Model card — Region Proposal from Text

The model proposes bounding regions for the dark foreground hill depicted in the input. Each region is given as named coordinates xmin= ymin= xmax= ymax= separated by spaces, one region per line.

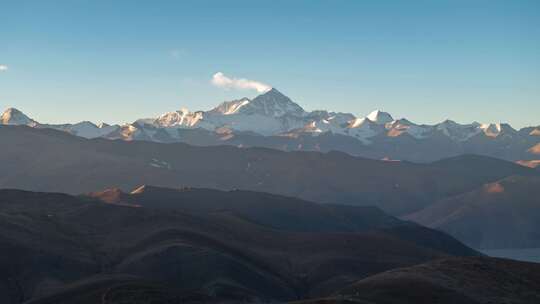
xmin=294 ymin=257 xmax=540 ymax=304
xmin=88 ymin=185 xmax=477 ymax=257
xmin=1 ymin=125 xmax=537 ymax=216
xmin=88 ymin=185 xmax=406 ymax=233
xmin=406 ymin=175 xmax=540 ymax=249
xmin=0 ymin=188 xmax=478 ymax=303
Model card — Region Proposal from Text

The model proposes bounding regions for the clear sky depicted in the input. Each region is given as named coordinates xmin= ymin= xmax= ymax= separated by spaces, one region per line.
xmin=1 ymin=0 xmax=539 ymax=128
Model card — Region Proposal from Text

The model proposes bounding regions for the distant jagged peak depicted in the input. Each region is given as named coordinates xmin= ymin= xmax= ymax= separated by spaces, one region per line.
xmin=480 ymin=123 xmax=516 ymax=137
xmin=1 ymin=107 xmax=37 ymax=126
xmin=436 ymin=119 xmax=482 ymax=131
xmin=366 ymin=110 xmax=394 ymax=124
xmin=73 ymin=120 xmax=98 ymax=128
xmin=210 ymin=97 xmax=251 ymax=115
xmin=239 ymin=88 xmax=306 ymax=117
xmin=440 ymin=119 xmax=459 ymax=125
xmin=154 ymin=107 xmax=203 ymax=127
xmin=306 ymin=111 xmax=355 ymax=124
xmin=387 ymin=118 xmax=416 ymax=128
xmin=435 ymin=120 xmax=482 ymax=141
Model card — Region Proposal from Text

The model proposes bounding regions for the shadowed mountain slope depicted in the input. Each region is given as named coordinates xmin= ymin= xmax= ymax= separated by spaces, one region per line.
xmin=88 ymin=185 xmax=478 ymax=257
xmin=405 ymin=175 xmax=540 ymax=249
xmin=0 ymin=188 xmax=479 ymax=303
xmin=1 ymin=125 xmax=537 ymax=215
xmin=293 ymin=257 xmax=540 ymax=304
xmin=88 ymin=185 xmax=404 ymax=233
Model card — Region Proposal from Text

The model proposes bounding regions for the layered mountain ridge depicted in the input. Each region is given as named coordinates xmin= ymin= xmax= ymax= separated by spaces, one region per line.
xmin=405 ymin=175 xmax=540 ymax=249
xmin=1 ymin=124 xmax=538 ymax=217
xmin=2 ymin=88 xmax=539 ymax=162
xmin=0 ymin=187 xmax=479 ymax=303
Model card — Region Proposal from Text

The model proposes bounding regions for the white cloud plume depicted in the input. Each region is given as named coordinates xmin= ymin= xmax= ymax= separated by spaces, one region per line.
xmin=211 ymin=72 xmax=271 ymax=93
xmin=0 ymin=65 xmax=8 ymax=72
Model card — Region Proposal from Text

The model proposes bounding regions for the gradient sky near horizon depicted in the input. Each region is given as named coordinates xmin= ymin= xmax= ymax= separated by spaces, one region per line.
xmin=1 ymin=0 xmax=539 ymax=128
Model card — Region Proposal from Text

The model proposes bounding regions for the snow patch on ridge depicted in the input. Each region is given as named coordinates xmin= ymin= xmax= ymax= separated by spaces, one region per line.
xmin=1 ymin=108 xmax=37 ymax=126
xmin=367 ymin=110 xmax=394 ymax=124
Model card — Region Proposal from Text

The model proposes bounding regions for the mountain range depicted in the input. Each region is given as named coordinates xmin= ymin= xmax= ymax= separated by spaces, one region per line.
xmin=3 ymin=88 xmax=540 ymax=163
xmin=1 ymin=124 xmax=540 ymax=250
xmin=1 ymin=114 xmax=540 ymax=302
xmin=2 ymin=124 xmax=538 ymax=217
xmin=3 ymin=186 xmax=540 ymax=304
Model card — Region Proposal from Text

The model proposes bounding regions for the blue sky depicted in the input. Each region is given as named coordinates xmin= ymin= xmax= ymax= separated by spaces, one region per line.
xmin=1 ymin=0 xmax=539 ymax=128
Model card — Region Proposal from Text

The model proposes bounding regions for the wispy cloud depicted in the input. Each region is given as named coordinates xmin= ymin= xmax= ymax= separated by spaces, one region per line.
xmin=0 ymin=65 xmax=8 ymax=72
xmin=211 ymin=72 xmax=271 ymax=93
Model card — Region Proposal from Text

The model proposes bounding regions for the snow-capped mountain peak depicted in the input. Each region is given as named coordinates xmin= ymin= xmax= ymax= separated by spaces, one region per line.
xmin=1 ymin=89 xmax=535 ymax=161
xmin=0 ymin=108 xmax=37 ymax=126
xmin=0 ymin=108 xmax=121 ymax=139
xmin=154 ymin=108 xmax=203 ymax=128
xmin=210 ymin=98 xmax=250 ymax=115
xmin=435 ymin=120 xmax=482 ymax=141
xmin=366 ymin=110 xmax=394 ymax=124
xmin=348 ymin=117 xmax=368 ymax=128
xmin=239 ymin=88 xmax=305 ymax=117
xmin=480 ymin=123 xmax=516 ymax=138
xmin=66 ymin=121 xmax=119 ymax=138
